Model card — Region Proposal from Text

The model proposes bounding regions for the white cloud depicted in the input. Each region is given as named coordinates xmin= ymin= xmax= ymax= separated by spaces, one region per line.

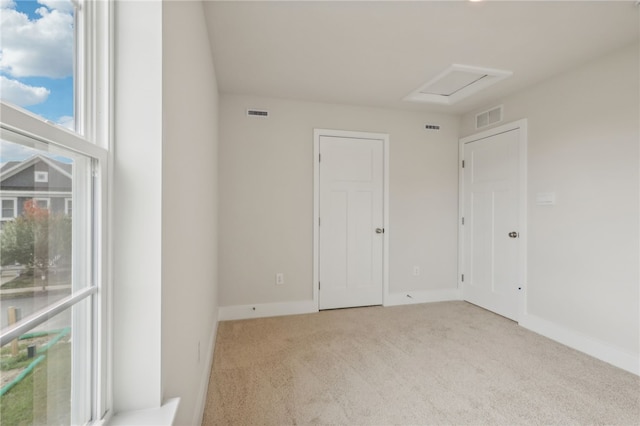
xmin=57 ymin=115 xmax=75 ymax=130
xmin=38 ymin=0 xmax=75 ymax=13
xmin=0 ymin=75 xmax=50 ymax=106
xmin=0 ymin=0 xmax=16 ymax=10
xmin=0 ymin=1 xmax=74 ymax=78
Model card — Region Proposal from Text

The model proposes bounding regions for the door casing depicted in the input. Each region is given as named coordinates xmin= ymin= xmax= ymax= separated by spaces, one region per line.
xmin=458 ymin=119 xmax=528 ymax=321
xmin=313 ymin=129 xmax=390 ymax=310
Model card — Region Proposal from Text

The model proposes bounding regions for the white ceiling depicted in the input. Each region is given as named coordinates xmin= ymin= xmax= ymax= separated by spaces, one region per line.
xmin=204 ymin=1 xmax=639 ymax=115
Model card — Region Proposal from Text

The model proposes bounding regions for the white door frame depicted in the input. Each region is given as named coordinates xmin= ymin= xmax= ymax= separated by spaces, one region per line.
xmin=313 ymin=129 xmax=390 ymax=310
xmin=458 ymin=119 xmax=528 ymax=321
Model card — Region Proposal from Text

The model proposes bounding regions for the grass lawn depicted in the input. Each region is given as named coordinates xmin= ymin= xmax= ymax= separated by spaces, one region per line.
xmin=0 ymin=339 xmax=71 ymax=425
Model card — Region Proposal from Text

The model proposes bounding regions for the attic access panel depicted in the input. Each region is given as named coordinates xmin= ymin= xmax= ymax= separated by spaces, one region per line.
xmin=404 ymin=64 xmax=512 ymax=105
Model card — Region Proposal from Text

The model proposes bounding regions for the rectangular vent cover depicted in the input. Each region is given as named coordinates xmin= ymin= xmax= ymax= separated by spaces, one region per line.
xmin=475 ymin=105 xmax=503 ymax=129
xmin=247 ymin=109 xmax=269 ymax=118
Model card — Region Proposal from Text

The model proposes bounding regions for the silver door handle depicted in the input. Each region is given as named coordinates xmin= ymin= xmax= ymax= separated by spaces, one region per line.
xmin=375 ymin=228 xmax=384 ymax=234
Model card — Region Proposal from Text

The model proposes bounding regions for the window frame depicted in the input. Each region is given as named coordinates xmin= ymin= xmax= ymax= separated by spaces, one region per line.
xmin=66 ymin=197 xmax=73 ymax=216
xmin=33 ymin=196 xmax=50 ymax=210
xmin=0 ymin=0 xmax=112 ymax=423
xmin=0 ymin=197 xmax=18 ymax=220
xmin=34 ymin=171 xmax=49 ymax=182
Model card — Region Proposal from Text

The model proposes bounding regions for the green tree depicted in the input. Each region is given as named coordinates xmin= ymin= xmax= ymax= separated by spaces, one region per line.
xmin=1 ymin=200 xmax=72 ymax=289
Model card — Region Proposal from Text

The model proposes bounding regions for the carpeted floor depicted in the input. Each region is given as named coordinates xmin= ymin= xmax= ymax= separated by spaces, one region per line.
xmin=202 ymin=301 xmax=639 ymax=425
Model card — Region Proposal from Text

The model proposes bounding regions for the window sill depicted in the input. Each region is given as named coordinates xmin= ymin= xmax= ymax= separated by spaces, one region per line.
xmin=108 ymin=398 xmax=180 ymax=426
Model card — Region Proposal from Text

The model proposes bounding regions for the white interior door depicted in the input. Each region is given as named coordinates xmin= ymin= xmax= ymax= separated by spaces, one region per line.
xmin=319 ymin=135 xmax=384 ymax=310
xmin=462 ymin=128 xmax=521 ymax=320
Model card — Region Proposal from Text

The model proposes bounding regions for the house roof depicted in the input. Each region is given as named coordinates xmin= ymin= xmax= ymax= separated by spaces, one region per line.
xmin=204 ymin=1 xmax=639 ymax=114
xmin=0 ymin=161 xmax=20 ymax=174
xmin=0 ymin=154 xmax=72 ymax=183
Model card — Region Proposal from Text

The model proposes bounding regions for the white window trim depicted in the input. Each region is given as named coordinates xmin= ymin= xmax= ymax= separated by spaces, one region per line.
xmin=1 ymin=197 xmax=18 ymax=220
xmin=1 ymin=190 xmax=71 ymax=198
xmin=35 ymin=170 xmax=49 ymax=182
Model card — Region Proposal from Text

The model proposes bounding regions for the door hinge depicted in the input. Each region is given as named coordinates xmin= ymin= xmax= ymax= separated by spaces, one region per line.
xmin=319 ymin=281 xmax=321 ymax=290
xmin=461 ymin=217 xmax=465 ymax=225
xmin=319 ymin=153 xmax=321 ymax=162
xmin=461 ymin=274 xmax=465 ymax=282
xmin=462 ymin=160 xmax=465 ymax=168
xmin=319 ymin=217 xmax=321 ymax=226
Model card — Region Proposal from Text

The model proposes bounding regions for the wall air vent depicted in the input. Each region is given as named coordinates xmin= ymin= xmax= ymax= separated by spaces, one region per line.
xmin=475 ymin=105 xmax=503 ymax=129
xmin=246 ymin=109 xmax=269 ymax=118
xmin=404 ymin=64 xmax=512 ymax=106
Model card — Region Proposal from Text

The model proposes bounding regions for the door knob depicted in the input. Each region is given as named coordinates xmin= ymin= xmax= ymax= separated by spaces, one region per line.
xmin=508 ymin=231 xmax=519 ymax=238
xmin=375 ymin=228 xmax=384 ymax=234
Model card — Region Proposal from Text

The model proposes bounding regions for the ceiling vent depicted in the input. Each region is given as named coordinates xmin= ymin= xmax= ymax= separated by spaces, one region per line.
xmin=404 ymin=64 xmax=512 ymax=105
xmin=475 ymin=105 xmax=503 ymax=129
xmin=246 ymin=108 xmax=269 ymax=118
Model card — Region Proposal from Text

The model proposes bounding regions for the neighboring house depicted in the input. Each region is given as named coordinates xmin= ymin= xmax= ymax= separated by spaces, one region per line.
xmin=0 ymin=154 xmax=72 ymax=225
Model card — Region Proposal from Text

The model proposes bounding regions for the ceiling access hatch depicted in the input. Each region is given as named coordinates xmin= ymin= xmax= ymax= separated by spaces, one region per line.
xmin=404 ymin=64 xmax=512 ymax=105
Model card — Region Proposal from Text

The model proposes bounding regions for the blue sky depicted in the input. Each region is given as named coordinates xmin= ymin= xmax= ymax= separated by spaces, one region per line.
xmin=0 ymin=0 xmax=75 ymax=162
xmin=14 ymin=0 xmax=45 ymax=18
xmin=16 ymin=75 xmax=74 ymax=122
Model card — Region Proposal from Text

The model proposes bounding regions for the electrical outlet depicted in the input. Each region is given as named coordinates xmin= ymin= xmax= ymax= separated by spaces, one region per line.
xmin=276 ymin=273 xmax=284 ymax=285
xmin=413 ymin=266 xmax=420 ymax=276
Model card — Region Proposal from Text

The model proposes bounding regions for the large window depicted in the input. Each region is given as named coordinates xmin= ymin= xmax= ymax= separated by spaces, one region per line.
xmin=0 ymin=0 xmax=110 ymax=424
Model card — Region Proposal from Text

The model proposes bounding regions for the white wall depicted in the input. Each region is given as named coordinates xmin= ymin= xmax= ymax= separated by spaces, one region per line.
xmin=161 ymin=1 xmax=219 ymax=425
xmin=113 ymin=1 xmax=220 ymax=422
xmin=461 ymin=43 xmax=640 ymax=362
xmin=219 ymin=95 xmax=460 ymax=311
xmin=113 ymin=0 xmax=163 ymax=413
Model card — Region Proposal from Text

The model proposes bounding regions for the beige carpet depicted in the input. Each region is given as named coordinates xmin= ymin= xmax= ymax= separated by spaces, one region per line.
xmin=202 ymin=301 xmax=639 ymax=425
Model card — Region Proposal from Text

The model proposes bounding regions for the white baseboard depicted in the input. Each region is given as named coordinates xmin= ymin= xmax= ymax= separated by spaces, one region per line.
xmin=519 ymin=313 xmax=639 ymax=376
xmin=218 ymin=300 xmax=318 ymax=321
xmin=385 ymin=288 xmax=461 ymax=306
xmin=219 ymin=291 xmax=462 ymax=320
xmin=192 ymin=317 xmax=219 ymax=426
